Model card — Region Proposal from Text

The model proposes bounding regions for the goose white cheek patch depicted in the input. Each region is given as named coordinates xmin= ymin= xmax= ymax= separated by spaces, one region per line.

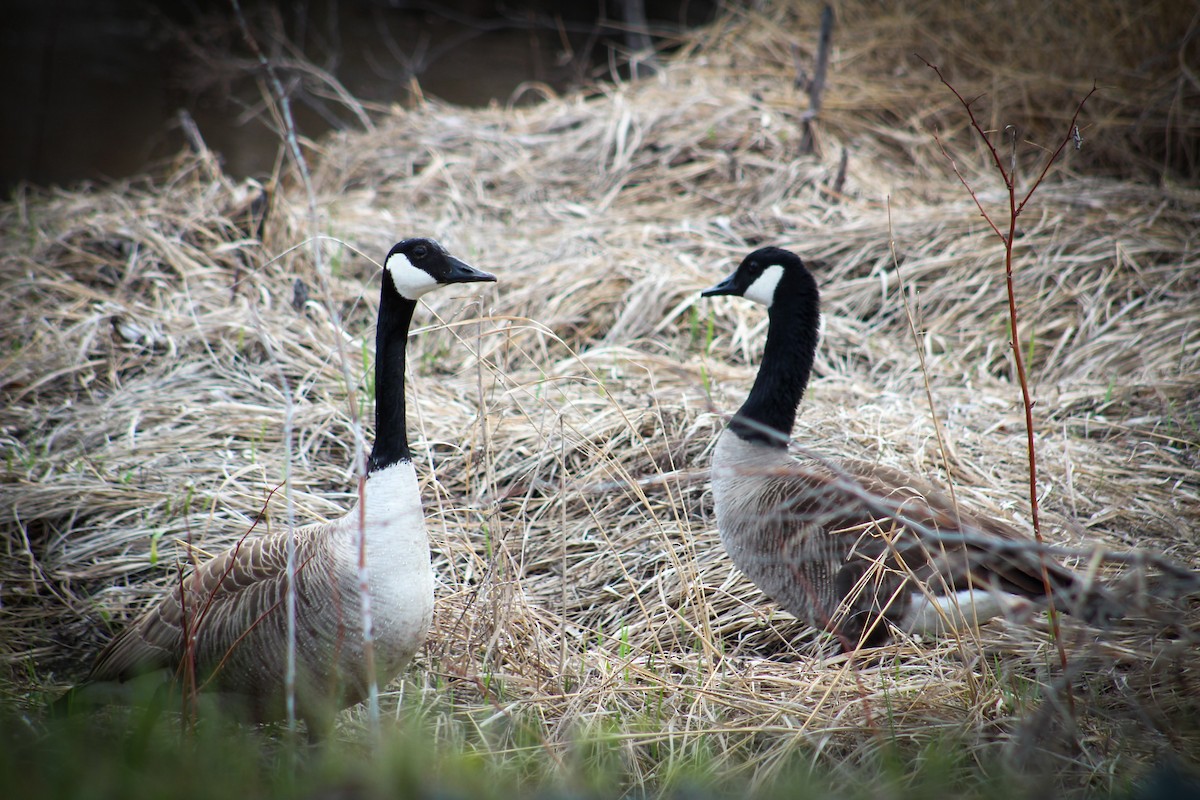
xmin=744 ymin=264 xmax=784 ymax=306
xmin=385 ymin=252 xmax=440 ymax=299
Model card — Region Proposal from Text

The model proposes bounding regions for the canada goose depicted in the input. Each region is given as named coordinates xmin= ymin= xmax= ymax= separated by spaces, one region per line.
xmin=702 ymin=246 xmax=1118 ymax=648
xmin=61 ymin=238 xmax=495 ymax=732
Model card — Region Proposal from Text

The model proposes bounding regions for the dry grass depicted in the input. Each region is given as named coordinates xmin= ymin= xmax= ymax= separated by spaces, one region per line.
xmin=3 ymin=1 xmax=1198 ymax=794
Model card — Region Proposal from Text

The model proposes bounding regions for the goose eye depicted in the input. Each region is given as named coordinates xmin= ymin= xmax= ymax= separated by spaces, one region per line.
xmin=412 ymin=244 xmax=428 ymax=259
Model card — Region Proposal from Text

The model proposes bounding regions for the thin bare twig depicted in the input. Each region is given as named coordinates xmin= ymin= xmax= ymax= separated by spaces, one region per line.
xmin=617 ymin=0 xmax=661 ymax=78
xmin=229 ymin=0 xmax=377 ymax=739
xmin=799 ymin=4 xmax=834 ymax=154
xmin=919 ymin=53 xmax=1097 ymax=720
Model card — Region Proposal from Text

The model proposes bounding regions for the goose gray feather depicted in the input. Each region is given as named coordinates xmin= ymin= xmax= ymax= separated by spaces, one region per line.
xmin=84 ymin=465 xmax=430 ymax=727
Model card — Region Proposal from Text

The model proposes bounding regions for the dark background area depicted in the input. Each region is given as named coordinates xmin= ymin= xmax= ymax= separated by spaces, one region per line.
xmin=1 ymin=0 xmax=718 ymax=194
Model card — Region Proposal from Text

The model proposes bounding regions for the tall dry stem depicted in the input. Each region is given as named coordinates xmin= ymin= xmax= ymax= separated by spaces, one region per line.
xmin=229 ymin=0 xmax=378 ymax=738
xmin=919 ymin=54 xmax=1097 ymax=716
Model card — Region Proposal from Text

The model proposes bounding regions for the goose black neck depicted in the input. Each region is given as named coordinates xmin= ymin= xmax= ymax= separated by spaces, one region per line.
xmin=367 ymin=272 xmax=417 ymax=472
xmin=731 ymin=283 xmax=820 ymax=448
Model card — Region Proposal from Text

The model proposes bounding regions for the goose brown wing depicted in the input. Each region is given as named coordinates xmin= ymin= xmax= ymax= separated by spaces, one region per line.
xmin=825 ymin=459 xmax=1118 ymax=622
xmin=86 ymin=522 xmax=331 ymax=683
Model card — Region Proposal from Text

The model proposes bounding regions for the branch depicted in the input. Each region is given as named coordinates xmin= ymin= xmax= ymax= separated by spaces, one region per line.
xmin=929 ymin=128 xmax=1006 ymax=242
xmin=918 ymin=54 xmax=1097 ymax=717
xmin=1017 ymin=82 xmax=1097 ymax=215
xmin=799 ymin=4 xmax=835 ymax=154
xmin=917 ymin=55 xmax=1009 ymax=186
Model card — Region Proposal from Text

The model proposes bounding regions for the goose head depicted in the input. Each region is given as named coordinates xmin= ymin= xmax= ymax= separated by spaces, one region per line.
xmin=701 ymin=246 xmax=817 ymax=310
xmin=384 ymin=237 xmax=496 ymax=300
xmin=700 ymin=246 xmax=823 ymax=446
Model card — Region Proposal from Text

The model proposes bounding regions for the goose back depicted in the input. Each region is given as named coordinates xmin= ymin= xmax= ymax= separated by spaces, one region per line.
xmin=86 ymin=461 xmax=432 ymax=725
xmin=712 ymin=432 xmax=1117 ymax=646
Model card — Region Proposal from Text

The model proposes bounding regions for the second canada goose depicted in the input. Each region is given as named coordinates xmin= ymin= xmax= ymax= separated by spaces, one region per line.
xmin=62 ymin=238 xmax=495 ymax=732
xmin=702 ymin=246 xmax=1118 ymax=648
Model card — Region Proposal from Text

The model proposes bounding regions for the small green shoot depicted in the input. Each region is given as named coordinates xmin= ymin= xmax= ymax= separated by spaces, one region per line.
xmin=149 ymin=529 xmax=165 ymax=566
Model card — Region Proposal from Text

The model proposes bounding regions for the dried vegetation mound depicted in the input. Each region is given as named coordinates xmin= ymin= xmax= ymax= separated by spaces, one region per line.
xmin=2 ymin=0 xmax=1198 ymax=792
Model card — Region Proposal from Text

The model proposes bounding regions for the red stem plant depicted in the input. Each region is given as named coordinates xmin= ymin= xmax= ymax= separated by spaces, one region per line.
xmin=178 ymin=485 xmax=280 ymax=729
xmin=918 ymin=55 xmax=1096 ymax=711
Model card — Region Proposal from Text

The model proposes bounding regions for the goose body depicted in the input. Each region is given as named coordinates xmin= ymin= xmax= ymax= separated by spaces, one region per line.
xmin=703 ymin=247 xmax=1117 ymax=648
xmin=67 ymin=238 xmax=495 ymax=730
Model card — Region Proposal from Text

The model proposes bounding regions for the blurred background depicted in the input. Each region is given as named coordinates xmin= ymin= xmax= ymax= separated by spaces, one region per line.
xmin=2 ymin=0 xmax=718 ymax=193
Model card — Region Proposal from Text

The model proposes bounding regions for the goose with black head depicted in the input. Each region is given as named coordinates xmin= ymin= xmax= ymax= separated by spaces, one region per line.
xmin=61 ymin=238 xmax=495 ymax=734
xmin=702 ymin=246 xmax=1118 ymax=648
